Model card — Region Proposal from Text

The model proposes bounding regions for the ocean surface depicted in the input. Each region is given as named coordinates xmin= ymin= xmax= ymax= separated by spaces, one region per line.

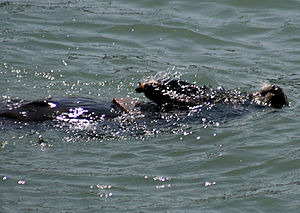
xmin=1 ymin=0 xmax=299 ymax=212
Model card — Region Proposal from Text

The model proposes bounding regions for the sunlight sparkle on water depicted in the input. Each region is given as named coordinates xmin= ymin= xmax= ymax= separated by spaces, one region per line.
xmin=48 ymin=102 xmax=57 ymax=108
xmin=90 ymin=184 xmax=113 ymax=198
xmin=204 ymin=181 xmax=216 ymax=187
xmin=18 ymin=179 xmax=26 ymax=185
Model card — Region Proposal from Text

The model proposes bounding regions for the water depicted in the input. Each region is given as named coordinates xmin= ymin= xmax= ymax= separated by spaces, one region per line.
xmin=1 ymin=0 xmax=299 ymax=212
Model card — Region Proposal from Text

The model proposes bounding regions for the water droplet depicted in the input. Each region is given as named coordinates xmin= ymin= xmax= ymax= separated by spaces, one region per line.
xmin=18 ymin=179 xmax=26 ymax=185
xmin=204 ymin=181 xmax=216 ymax=187
xmin=62 ymin=60 xmax=68 ymax=66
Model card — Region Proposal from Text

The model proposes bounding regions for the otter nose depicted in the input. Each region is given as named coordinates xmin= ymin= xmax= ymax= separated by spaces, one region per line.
xmin=135 ymin=81 xmax=159 ymax=93
xmin=135 ymin=82 xmax=145 ymax=93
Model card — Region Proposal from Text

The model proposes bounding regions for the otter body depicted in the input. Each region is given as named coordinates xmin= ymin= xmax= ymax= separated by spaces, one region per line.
xmin=0 ymin=97 xmax=122 ymax=122
xmin=135 ymin=78 xmax=288 ymax=109
xmin=0 ymin=78 xmax=288 ymax=124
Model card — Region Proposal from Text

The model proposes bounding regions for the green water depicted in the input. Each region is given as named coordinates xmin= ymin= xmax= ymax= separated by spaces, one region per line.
xmin=1 ymin=0 xmax=299 ymax=212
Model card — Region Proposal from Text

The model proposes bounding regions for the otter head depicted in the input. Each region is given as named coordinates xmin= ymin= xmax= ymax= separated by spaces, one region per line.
xmin=135 ymin=78 xmax=200 ymax=107
xmin=254 ymin=85 xmax=288 ymax=108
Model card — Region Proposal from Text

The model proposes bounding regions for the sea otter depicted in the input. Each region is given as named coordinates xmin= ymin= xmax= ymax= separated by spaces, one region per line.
xmin=135 ymin=78 xmax=288 ymax=109
xmin=0 ymin=77 xmax=288 ymax=123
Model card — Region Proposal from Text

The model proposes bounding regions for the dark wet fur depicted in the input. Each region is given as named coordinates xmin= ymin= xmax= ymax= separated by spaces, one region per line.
xmin=0 ymin=78 xmax=288 ymax=127
xmin=135 ymin=78 xmax=288 ymax=109
xmin=0 ymin=98 xmax=121 ymax=122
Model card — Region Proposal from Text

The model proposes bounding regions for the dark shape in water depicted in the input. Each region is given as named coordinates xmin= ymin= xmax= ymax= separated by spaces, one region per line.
xmin=0 ymin=98 xmax=121 ymax=122
xmin=0 ymin=78 xmax=288 ymax=125
xmin=135 ymin=78 xmax=288 ymax=109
